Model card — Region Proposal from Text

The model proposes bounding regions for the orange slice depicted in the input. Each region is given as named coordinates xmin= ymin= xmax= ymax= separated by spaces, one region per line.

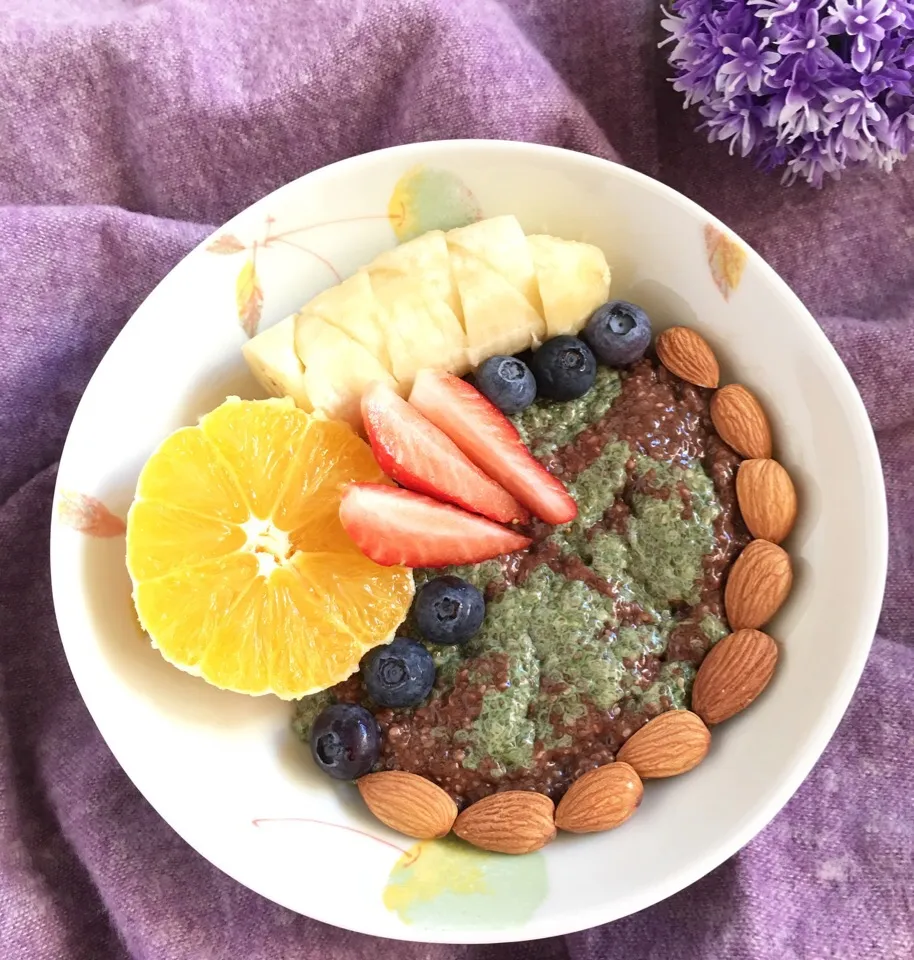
xmin=126 ymin=397 xmax=414 ymax=698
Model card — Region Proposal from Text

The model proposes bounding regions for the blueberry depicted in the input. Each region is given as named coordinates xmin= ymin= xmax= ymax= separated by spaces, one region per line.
xmin=310 ymin=703 xmax=380 ymax=780
xmin=474 ymin=355 xmax=537 ymax=414
xmin=362 ymin=637 xmax=435 ymax=708
xmin=529 ymin=336 xmax=596 ymax=401
xmin=415 ymin=575 xmax=485 ymax=645
xmin=583 ymin=301 xmax=652 ymax=367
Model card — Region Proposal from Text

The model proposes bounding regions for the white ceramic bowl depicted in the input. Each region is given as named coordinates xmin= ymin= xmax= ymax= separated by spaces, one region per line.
xmin=50 ymin=141 xmax=887 ymax=943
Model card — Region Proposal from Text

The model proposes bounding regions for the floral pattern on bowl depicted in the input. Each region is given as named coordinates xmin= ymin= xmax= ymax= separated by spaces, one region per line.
xmin=205 ymin=166 xmax=481 ymax=337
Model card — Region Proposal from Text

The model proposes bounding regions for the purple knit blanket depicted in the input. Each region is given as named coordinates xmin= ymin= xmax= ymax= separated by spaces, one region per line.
xmin=1 ymin=1 xmax=912 ymax=957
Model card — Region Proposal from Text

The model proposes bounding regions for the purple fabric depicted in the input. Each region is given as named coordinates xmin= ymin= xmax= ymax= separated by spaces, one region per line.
xmin=1 ymin=1 xmax=912 ymax=957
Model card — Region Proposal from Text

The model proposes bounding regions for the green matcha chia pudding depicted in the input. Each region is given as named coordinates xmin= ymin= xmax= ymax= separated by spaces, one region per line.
xmin=295 ymin=358 xmax=749 ymax=808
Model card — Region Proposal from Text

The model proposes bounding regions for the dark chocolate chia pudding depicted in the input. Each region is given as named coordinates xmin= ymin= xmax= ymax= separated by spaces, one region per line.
xmin=294 ymin=358 xmax=749 ymax=809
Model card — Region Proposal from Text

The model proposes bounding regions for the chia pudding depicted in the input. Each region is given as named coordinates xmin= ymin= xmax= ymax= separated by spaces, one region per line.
xmin=294 ymin=358 xmax=749 ymax=809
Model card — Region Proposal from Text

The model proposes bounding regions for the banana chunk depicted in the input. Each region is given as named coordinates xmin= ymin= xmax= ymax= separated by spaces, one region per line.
xmin=446 ymin=216 xmax=548 ymax=364
xmin=369 ymin=230 xmax=464 ymax=327
xmin=446 ymin=216 xmax=545 ymax=319
xmin=367 ymin=231 xmax=469 ymax=389
xmin=241 ymin=315 xmax=313 ymax=412
xmin=526 ymin=234 xmax=611 ymax=337
xmin=303 ymin=272 xmax=393 ymax=374
xmin=447 ymin=244 xmax=545 ymax=364
xmin=294 ymin=314 xmax=399 ymax=430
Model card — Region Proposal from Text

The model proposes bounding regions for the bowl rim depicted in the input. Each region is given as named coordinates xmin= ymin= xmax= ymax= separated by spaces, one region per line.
xmin=49 ymin=138 xmax=888 ymax=943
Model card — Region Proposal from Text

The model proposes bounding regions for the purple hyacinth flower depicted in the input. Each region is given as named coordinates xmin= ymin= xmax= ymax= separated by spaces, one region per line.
xmin=860 ymin=34 xmax=914 ymax=96
xmin=660 ymin=0 xmax=914 ymax=186
xmin=718 ymin=35 xmax=782 ymax=94
xmin=778 ymin=8 xmax=838 ymax=66
xmin=700 ymin=97 xmax=766 ymax=155
xmin=777 ymin=71 xmax=831 ymax=139
xmin=823 ymin=85 xmax=888 ymax=139
xmin=824 ymin=0 xmax=904 ymax=71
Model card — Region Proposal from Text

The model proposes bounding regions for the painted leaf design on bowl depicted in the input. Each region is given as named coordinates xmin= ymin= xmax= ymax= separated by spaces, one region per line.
xmin=388 ymin=166 xmax=481 ymax=242
xmin=252 ymin=816 xmax=416 ymax=861
xmin=251 ymin=817 xmax=546 ymax=928
xmin=235 ymin=256 xmax=264 ymax=338
xmin=207 ymin=234 xmax=246 ymax=254
xmin=705 ymin=224 xmax=747 ymax=301
xmin=57 ymin=491 xmax=126 ymax=537
xmin=383 ymin=836 xmax=548 ymax=928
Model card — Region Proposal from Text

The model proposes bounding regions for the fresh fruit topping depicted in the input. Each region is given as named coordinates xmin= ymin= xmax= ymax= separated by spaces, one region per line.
xmin=367 ymin=232 xmax=469 ymax=389
xmin=361 ymin=636 xmax=436 ymax=708
xmin=736 ymin=459 xmax=797 ymax=544
xmin=691 ymin=629 xmax=778 ymax=725
xmin=310 ymin=703 xmax=381 ymax=780
xmin=526 ymin=234 xmax=612 ymax=338
xmin=474 ymin=355 xmax=537 ymax=415
xmin=298 ymin=270 xmax=393 ymax=372
xmin=357 ymin=771 xmax=458 ymax=839
xmin=582 ymin=300 xmax=652 ymax=367
xmin=126 ymin=398 xmax=414 ymax=699
xmin=529 ymin=335 xmax=596 ymax=401
xmin=453 ymin=791 xmax=556 ymax=854
xmin=409 ymin=370 xmax=578 ymax=525
xmin=243 ymin=217 xmax=611 ymax=419
xmin=414 ymin=576 xmax=485 ymax=645
xmin=615 ymin=711 xmax=710 ymax=779
xmin=241 ymin=315 xmax=312 ymax=412
xmin=294 ymin=312 xmax=399 ymax=431
xmin=446 ymin=216 xmax=546 ymax=363
xmin=655 ymin=326 xmax=720 ymax=388
xmin=554 ymin=763 xmax=643 ymax=834
xmin=361 ymin=381 xmax=527 ymax=524
xmin=710 ymin=383 xmax=773 ymax=459
xmin=339 ymin=483 xmax=532 ymax=567
xmin=724 ymin=539 xmax=792 ymax=630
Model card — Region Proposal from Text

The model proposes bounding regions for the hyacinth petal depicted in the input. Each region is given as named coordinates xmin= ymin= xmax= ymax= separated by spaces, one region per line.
xmin=852 ymin=34 xmax=874 ymax=71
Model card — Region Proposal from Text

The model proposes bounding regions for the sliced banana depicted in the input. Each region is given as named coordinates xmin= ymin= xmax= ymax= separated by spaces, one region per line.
xmin=241 ymin=315 xmax=313 ymax=412
xmin=242 ymin=215 xmax=612 ymax=426
xmin=445 ymin=215 xmax=548 ymax=364
xmin=367 ymin=230 xmax=468 ymax=389
xmin=369 ymin=230 xmax=464 ymax=328
xmin=446 ymin=216 xmax=545 ymax=321
xmin=303 ymin=271 xmax=393 ymax=374
xmin=447 ymin=244 xmax=545 ymax=364
xmin=366 ymin=272 xmax=468 ymax=389
xmin=294 ymin=314 xmax=399 ymax=429
xmin=526 ymin=235 xmax=611 ymax=337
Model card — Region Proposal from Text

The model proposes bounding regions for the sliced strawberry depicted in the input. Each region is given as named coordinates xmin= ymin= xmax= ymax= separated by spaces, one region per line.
xmin=409 ymin=370 xmax=578 ymax=525
xmin=339 ymin=483 xmax=532 ymax=567
xmin=362 ymin=382 xmax=528 ymax=525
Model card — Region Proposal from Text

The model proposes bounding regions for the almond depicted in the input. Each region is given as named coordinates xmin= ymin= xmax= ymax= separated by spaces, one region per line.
xmin=453 ymin=791 xmax=555 ymax=854
xmin=615 ymin=710 xmax=710 ymax=778
xmin=555 ymin=762 xmax=643 ymax=834
xmin=692 ymin=628 xmax=778 ymax=725
xmin=736 ymin=459 xmax=797 ymax=544
xmin=357 ymin=771 xmax=457 ymax=839
xmin=655 ymin=327 xmax=720 ymax=388
xmin=725 ymin=538 xmax=792 ymax=630
xmin=710 ymin=384 xmax=773 ymax=459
